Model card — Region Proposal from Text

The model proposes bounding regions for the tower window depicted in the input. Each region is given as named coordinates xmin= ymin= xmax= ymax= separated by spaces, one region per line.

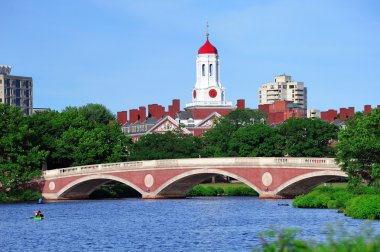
xmin=202 ymin=64 xmax=205 ymax=76
xmin=209 ymin=64 xmax=213 ymax=76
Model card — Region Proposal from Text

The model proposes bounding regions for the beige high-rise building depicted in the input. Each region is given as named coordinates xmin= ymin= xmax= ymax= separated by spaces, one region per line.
xmin=0 ymin=65 xmax=33 ymax=115
xmin=259 ymin=74 xmax=307 ymax=109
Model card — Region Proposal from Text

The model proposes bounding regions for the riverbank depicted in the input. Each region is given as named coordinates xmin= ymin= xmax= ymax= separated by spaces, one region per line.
xmin=0 ymin=190 xmax=41 ymax=203
xmin=293 ymin=185 xmax=380 ymax=219
xmin=187 ymin=183 xmax=258 ymax=197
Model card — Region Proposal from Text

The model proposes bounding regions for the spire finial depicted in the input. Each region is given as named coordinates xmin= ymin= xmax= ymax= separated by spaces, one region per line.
xmin=206 ymin=21 xmax=209 ymax=39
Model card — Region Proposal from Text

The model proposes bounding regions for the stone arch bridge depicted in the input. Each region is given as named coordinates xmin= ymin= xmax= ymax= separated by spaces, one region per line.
xmin=41 ymin=157 xmax=346 ymax=200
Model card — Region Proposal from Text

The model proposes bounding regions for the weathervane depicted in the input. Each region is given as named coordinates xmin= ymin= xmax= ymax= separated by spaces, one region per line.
xmin=206 ymin=21 xmax=209 ymax=38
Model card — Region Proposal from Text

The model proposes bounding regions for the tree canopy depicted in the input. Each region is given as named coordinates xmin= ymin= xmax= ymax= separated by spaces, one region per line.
xmin=129 ymin=132 xmax=203 ymax=161
xmin=78 ymin=103 xmax=115 ymax=125
xmin=202 ymin=109 xmax=267 ymax=156
xmin=228 ymin=124 xmax=284 ymax=157
xmin=0 ymin=104 xmax=47 ymax=196
xmin=26 ymin=104 xmax=130 ymax=169
xmin=336 ymin=109 xmax=380 ymax=188
xmin=277 ymin=118 xmax=338 ymax=157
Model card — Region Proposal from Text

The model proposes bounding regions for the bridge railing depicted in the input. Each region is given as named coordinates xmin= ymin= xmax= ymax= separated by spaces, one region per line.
xmin=43 ymin=157 xmax=340 ymax=179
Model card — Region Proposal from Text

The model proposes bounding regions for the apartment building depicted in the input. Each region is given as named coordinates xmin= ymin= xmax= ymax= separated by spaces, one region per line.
xmin=0 ymin=65 xmax=33 ymax=115
xmin=259 ymin=74 xmax=307 ymax=109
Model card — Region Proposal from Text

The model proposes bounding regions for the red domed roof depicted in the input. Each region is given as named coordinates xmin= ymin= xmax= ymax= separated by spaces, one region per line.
xmin=198 ymin=37 xmax=218 ymax=54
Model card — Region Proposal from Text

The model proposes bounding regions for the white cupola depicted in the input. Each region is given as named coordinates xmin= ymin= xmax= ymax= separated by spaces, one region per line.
xmin=186 ymin=30 xmax=232 ymax=109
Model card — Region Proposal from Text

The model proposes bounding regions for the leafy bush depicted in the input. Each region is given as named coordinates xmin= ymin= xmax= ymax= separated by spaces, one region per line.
xmin=293 ymin=186 xmax=355 ymax=209
xmin=187 ymin=184 xmax=258 ymax=197
xmin=293 ymin=191 xmax=332 ymax=208
xmin=293 ymin=185 xmax=380 ymax=219
xmin=349 ymin=185 xmax=380 ymax=195
xmin=253 ymin=227 xmax=309 ymax=252
xmin=345 ymin=195 xmax=380 ymax=219
xmin=225 ymin=186 xmax=258 ymax=196
xmin=20 ymin=190 xmax=42 ymax=201
xmin=254 ymin=226 xmax=380 ymax=252
xmin=331 ymin=190 xmax=353 ymax=209
xmin=187 ymin=186 xmax=218 ymax=197
xmin=0 ymin=190 xmax=41 ymax=202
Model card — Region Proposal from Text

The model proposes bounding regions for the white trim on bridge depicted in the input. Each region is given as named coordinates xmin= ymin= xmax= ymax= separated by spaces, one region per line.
xmin=43 ymin=157 xmax=340 ymax=179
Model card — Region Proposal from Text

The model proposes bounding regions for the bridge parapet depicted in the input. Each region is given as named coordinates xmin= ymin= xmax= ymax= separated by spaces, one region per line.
xmin=43 ymin=157 xmax=339 ymax=179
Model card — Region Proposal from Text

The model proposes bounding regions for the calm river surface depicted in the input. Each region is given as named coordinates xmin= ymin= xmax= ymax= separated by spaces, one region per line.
xmin=1 ymin=197 xmax=380 ymax=251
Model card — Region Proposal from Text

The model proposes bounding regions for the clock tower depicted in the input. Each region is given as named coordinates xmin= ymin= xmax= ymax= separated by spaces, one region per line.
xmin=185 ymin=29 xmax=233 ymax=119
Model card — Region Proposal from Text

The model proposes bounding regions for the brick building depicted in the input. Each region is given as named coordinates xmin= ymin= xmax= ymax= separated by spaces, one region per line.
xmin=259 ymin=100 xmax=306 ymax=125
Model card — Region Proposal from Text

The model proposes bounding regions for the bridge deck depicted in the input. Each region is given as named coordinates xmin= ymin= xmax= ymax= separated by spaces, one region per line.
xmin=43 ymin=157 xmax=339 ymax=179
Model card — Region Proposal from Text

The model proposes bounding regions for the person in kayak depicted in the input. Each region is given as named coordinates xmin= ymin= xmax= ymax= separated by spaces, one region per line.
xmin=34 ymin=210 xmax=44 ymax=218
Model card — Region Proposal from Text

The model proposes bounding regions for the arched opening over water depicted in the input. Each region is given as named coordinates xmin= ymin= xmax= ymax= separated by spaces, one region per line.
xmin=57 ymin=175 xmax=143 ymax=199
xmin=153 ymin=169 xmax=261 ymax=198
xmin=275 ymin=171 xmax=348 ymax=198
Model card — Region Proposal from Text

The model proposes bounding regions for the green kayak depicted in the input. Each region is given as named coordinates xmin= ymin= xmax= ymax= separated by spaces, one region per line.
xmin=34 ymin=216 xmax=44 ymax=220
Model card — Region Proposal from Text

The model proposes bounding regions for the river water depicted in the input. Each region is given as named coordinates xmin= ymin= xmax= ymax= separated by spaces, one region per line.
xmin=1 ymin=197 xmax=380 ymax=251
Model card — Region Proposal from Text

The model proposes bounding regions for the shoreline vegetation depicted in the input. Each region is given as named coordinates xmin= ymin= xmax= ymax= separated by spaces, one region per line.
xmin=293 ymin=184 xmax=380 ymax=220
xmin=254 ymin=226 xmax=380 ymax=252
xmin=0 ymin=190 xmax=41 ymax=203
xmin=186 ymin=183 xmax=259 ymax=197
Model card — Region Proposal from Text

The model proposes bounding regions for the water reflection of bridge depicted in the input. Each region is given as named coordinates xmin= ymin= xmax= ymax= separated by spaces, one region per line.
xmin=42 ymin=157 xmax=346 ymax=200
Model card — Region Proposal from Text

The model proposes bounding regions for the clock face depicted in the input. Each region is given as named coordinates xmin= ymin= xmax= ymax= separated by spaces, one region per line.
xmin=193 ymin=90 xmax=196 ymax=98
xmin=209 ymin=89 xmax=217 ymax=98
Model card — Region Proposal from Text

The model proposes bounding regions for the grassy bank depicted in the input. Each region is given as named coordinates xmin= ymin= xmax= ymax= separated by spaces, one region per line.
xmin=187 ymin=183 xmax=258 ymax=197
xmin=293 ymin=185 xmax=380 ymax=219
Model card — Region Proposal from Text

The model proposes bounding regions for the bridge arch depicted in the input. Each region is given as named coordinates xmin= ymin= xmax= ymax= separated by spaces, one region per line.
xmin=274 ymin=170 xmax=348 ymax=198
xmin=150 ymin=169 xmax=263 ymax=198
xmin=56 ymin=174 xmax=144 ymax=199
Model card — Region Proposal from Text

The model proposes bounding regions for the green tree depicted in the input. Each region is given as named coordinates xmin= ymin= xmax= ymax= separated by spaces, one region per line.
xmin=203 ymin=109 xmax=267 ymax=157
xmin=336 ymin=109 xmax=380 ymax=188
xmin=26 ymin=110 xmax=60 ymax=169
xmin=78 ymin=103 xmax=115 ymax=125
xmin=53 ymin=124 xmax=131 ymax=167
xmin=277 ymin=118 xmax=338 ymax=157
xmin=0 ymin=104 xmax=47 ymax=196
xmin=228 ymin=124 xmax=284 ymax=157
xmin=27 ymin=105 xmax=129 ymax=169
xmin=129 ymin=132 xmax=203 ymax=161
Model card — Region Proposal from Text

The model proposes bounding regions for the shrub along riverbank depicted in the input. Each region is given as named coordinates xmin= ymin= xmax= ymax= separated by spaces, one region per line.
xmin=0 ymin=190 xmax=41 ymax=203
xmin=254 ymin=226 xmax=380 ymax=252
xmin=293 ymin=185 xmax=380 ymax=219
xmin=187 ymin=183 xmax=258 ymax=197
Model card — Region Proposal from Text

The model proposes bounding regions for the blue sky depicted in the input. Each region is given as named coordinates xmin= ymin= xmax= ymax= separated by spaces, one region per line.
xmin=2 ymin=0 xmax=379 ymax=113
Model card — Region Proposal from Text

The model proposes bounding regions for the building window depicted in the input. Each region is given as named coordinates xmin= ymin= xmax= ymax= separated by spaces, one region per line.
xmin=202 ymin=64 xmax=205 ymax=76
xmin=209 ymin=64 xmax=213 ymax=76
